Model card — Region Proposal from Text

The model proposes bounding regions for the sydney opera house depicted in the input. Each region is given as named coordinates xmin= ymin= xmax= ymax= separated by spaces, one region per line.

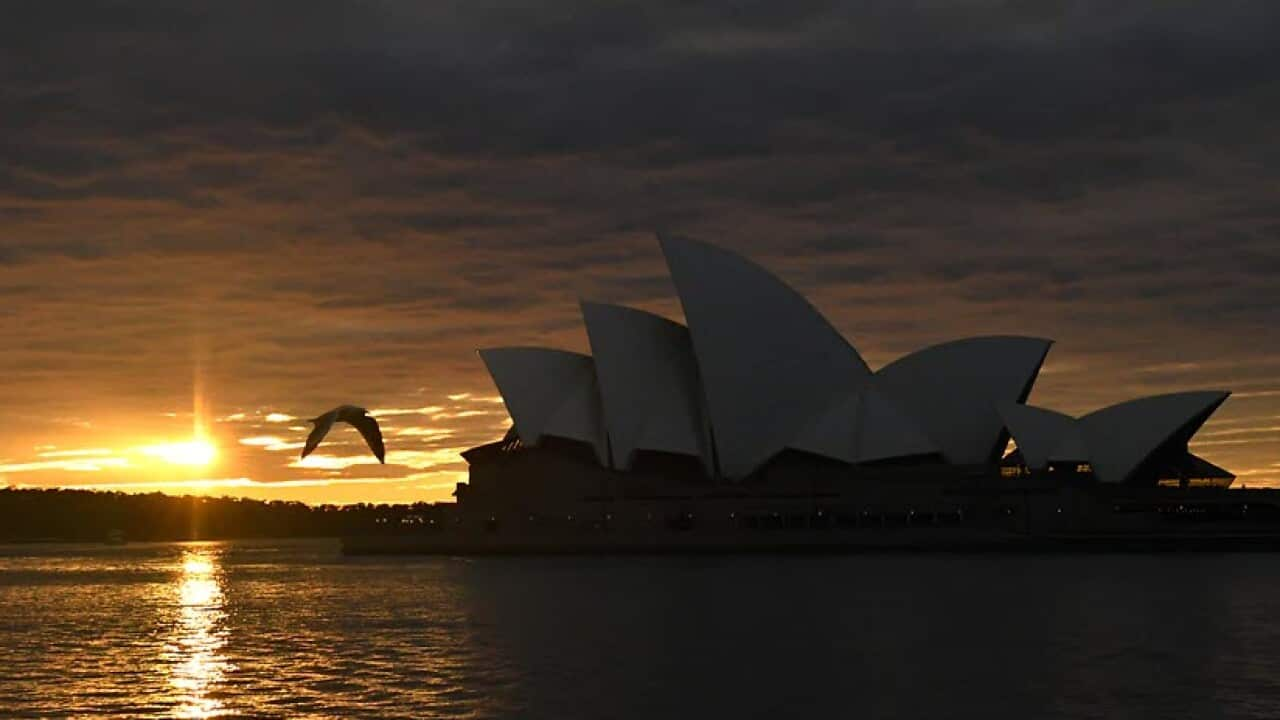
xmin=408 ymin=237 xmax=1252 ymax=551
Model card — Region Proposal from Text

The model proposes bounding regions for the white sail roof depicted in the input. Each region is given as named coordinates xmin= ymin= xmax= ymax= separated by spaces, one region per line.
xmin=477 ymin=347 xmax=608 ymax=464
xmin=997 ymin=403 xmax=1080 ymax=469
xmin=1000 ymin=391 xmax=1229 ymax=483
xmin=471 ymin=238 xmax=1235 ymax=486
xmin=791 ymin=382 xmax=937 ymax=464
xmin=1079 ymin=391 xmax=1229 ymax=484
xmin=875 ymin=336 xmax=1053 ymax=465
xmin=580 ymin=302 xmax=712 ymax=471
xmin=790 ymin=391 xmax=860 ymax=463
xmin=1047 ymin=426 xmax=1090 ymax=465
xmin=660 ymin=236 xmax=872 ymax=477
xmin=856 ymin=383 xmax=941 ymax=462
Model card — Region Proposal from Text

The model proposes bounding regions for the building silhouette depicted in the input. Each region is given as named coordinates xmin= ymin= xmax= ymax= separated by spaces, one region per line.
xmin=358 ymin=236 xmax=1251 ymax=553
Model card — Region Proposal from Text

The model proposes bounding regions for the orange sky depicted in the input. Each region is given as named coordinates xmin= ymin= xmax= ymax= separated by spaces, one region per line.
xmin=1 ymin=2 xmax=1277 ymax=502
xmin=0 ymin=236 xmax=1275 ymax=504
xmin=0 ymin=395 xmax=505 ymax=505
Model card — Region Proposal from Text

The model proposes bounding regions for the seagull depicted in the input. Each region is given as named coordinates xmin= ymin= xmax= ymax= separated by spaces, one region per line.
xmin=301 ymin=405 xmax=386 ymax=463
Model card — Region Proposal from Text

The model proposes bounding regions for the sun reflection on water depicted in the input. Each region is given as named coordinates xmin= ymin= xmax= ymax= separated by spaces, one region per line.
xmin=164 ymin=547 xmax=232 ymax=718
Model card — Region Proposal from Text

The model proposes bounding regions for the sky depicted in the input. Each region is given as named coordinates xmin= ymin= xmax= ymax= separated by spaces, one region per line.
xmin=1 ymin=0 xmax=1277 ymax=504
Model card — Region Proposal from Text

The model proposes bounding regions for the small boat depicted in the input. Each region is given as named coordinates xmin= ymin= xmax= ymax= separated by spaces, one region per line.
xmin=104 ymin=529 xmax=126 ymax=545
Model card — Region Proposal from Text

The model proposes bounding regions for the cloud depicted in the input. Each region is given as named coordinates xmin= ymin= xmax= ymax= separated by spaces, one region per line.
xmin=0 ymin=0 xmax=1277 ymax=499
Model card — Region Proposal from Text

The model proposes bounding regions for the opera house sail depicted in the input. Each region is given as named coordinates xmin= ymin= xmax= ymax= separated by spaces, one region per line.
xmin=998 ymin=392 xmax=1233 ymax=487
xmin=345 ymin=236 xmax=1266 ymax=554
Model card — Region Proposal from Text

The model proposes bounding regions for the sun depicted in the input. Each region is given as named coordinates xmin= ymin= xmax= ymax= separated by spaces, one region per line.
xmin=143 ymin=440 xmax=218 ymax=467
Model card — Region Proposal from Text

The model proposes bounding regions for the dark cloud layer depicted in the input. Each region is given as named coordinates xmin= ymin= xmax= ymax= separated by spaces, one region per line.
xmin=1 ymin=0 xmax=1278 ymax=498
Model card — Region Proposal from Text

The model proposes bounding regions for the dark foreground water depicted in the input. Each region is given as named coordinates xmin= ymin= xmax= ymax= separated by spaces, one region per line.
xmin=2 ymin=541 xmax=1280 ymax=719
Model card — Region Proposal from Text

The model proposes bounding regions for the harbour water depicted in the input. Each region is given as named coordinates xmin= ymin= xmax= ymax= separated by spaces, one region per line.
xmin=3 ymin=539 xmax=1280 ymax=718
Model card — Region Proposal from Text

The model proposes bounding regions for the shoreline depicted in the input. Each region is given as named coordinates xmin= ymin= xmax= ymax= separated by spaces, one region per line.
xmin=342 ymin=529 xmax=1280 ymax=556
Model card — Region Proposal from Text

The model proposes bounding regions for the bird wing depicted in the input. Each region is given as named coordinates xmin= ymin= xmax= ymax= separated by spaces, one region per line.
xmin=301 ymin=412 xmax=336 ymax=459
xmin=348 ymin=413 xmax=386 ymax=463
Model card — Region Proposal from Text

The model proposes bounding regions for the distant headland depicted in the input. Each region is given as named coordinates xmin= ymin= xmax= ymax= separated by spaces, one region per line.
xmin=0 ymin=487 xmax=434 ymax=544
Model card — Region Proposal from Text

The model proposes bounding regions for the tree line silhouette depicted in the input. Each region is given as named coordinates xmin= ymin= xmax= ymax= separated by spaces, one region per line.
xmin=0 ymin=487 xmax=439 ymax=542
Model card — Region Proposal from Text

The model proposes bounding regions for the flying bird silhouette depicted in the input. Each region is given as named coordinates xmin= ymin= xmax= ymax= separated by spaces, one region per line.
xmin=301 ymin=405 xmax=386 ymax=463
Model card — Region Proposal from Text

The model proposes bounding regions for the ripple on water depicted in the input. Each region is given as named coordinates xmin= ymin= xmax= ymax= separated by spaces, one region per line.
xmin=6 ymin=542 xmax=1280 ymax=718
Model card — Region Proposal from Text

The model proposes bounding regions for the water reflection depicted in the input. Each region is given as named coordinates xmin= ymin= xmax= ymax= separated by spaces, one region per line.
xmin=164 ymin=547 xmax=231 ymax=718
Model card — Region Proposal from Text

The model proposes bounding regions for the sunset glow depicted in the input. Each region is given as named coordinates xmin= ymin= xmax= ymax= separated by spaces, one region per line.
xmin=0 ymin=0 xmax=1275 ymax=507
xmin=143 ymin=441 xmax=218 ymax=467
xmin=167 ymin=549 xmax=228 ymax=719
xmin=0 ymin=389 xmax=503 ymax=504
xmin=7 ymin=4 xmax=1280 ymax=719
